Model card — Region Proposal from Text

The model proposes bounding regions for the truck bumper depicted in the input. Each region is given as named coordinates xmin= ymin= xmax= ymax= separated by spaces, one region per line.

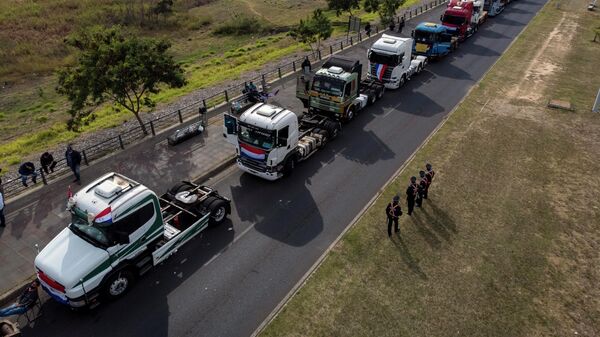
xmin=237 ymin=160 xmax=282 ymax=181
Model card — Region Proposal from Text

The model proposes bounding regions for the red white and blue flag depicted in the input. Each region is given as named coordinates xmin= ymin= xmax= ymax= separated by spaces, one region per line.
xmin=240 ymin=143 xmax=266 ymax=161
xmin=94 ymin=207 xmax=113 ymax=224
xmin=375 ymin=64 xmax=388 ymax=81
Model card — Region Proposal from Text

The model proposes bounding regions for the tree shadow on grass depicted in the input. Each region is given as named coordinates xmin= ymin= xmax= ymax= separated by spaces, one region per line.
xmin=391 ymin=235 xmax=428 ymax=280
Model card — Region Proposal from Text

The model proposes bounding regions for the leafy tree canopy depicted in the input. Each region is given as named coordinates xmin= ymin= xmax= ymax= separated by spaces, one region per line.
xmin=289 ymin=9 xmax=333 ymax=53
xmin=327 ymin=0 xmax=360 ymax=16
xmin=56 ymin=26 xmax=186 ymax=133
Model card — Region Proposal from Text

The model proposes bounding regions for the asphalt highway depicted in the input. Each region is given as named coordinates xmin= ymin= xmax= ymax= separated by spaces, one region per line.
xmin=24 ymin=0 xmax=548 ymax=335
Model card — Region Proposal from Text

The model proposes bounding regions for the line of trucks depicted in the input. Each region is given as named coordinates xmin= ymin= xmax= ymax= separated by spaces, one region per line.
xmin=33 ymin=0 xmax=516 ymax=310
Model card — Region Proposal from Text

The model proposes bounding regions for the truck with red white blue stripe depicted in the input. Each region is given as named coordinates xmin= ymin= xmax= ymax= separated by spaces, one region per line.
xmin=34 ymin=172 xmax=230 ymax=308
xmin=224 ymin=102 xmax=341 ymax=180
xmin=367 ymin=34 xmax=428 ymax=90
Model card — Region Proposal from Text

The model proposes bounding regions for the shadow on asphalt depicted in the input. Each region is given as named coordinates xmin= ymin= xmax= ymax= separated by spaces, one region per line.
xmin=21 ymin=221 xmax=235 ymax=337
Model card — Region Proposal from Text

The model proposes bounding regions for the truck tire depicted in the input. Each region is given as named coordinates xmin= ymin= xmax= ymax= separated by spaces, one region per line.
xmin=377 ymin=86 xmax=385 ymax=99
xmin=207 ymin=199 xmax=228 ymax=226
xmin=104 ymin=270 xmax=134 ymax=300
xmin=399 ymin=75 xmax=407 ymax=87
xmin=346 ymin=106 xmax=356 ymax=121
xmin=283 ymin=156 xmax=296 ymax=177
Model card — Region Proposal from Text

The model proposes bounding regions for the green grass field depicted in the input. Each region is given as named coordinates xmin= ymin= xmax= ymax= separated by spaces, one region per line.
xmin=0 ymin=0 xmax=423 ymax=169
xmin=260 ymin=0 xmax=600 ymax=336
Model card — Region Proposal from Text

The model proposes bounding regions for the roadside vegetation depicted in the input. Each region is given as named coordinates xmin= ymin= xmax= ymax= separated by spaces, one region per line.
xmin=0 ymin=0 xmax=423 ymax=169
xmin=260 ymin=0 xmax=600 ymax=336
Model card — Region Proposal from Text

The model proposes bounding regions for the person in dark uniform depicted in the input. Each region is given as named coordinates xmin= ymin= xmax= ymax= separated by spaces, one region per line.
xmin=416 ymin=170 xmax=428 ymax=207
xmin=386 ymin=195 xmax=402 ymax=236
xmin=399 ymin=16 xmax=405 ymax=33
xmin=406 ymin=176 xmax=418 ymax=215
xmin=365 ymin=22 xmax=372 ymax=37
xmin=301 ymin=56 xmax=312 ymax=75
xmin=389 ymin=19 xmax=396 ymax=32
xmin=425 ymin=163 xmax=435 ymax=197
xmin=40 ymin=151 xmax=57 ymax=174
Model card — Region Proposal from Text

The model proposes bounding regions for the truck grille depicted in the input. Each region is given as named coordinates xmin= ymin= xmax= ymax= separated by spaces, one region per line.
xmin=369 ymin=63 xmax=393 ymax=80
xmin=239 ymin=157 xmax=267 ymax=172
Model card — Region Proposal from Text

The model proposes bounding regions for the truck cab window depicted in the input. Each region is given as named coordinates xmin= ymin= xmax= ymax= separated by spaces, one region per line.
xmin=278 ymin=126 xmax=289 ymax=147
xmin=344 ymin=82 xmax=352 ymax=97
xmin=113 ymin=202 xmax=155 ymax=236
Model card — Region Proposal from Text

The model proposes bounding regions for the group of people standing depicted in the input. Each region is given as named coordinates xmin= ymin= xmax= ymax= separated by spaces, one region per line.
xmin=364 ymin=16 xmax=406 ymax=37
xmin=385 ymin=163 xmax=435 ymax=237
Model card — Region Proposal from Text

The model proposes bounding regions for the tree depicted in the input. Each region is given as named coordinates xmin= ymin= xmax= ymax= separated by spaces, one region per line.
xmin=289 ymin=9 xmax=333 ymax=54
xmin=57 ymin=26 xmax=186 ymax=134
xmin=327 ymin=0 xmax=360 ymax=16
xmin=363 ymin=0 xmax=404 ymax=25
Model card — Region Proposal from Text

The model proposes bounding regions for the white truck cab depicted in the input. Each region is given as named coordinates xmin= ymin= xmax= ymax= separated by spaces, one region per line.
xmin=368 ymin=34 xmax=427 ymax=89
xmin=35 ymin=173 xmax=230 ymax=308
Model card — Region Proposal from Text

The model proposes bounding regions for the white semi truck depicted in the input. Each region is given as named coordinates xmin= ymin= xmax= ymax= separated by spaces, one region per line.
xmin=224 ymin=102 xmax=341 ymax=180
xmin=34 ymin=173 xmax=231 ymax=308
xmin=367 ymin=34 xmax=428 ymax=89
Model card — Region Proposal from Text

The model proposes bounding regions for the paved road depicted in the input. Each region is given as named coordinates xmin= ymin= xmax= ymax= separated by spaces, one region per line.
xmin=21 ymin=0 xmax=547 ymax=335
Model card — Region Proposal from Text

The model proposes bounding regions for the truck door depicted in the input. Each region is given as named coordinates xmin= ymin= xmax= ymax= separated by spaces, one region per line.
xmin=223 ymin=113 xmax=238 ymax=145
xmin=108 ymin=200 xmax=158 ymax=263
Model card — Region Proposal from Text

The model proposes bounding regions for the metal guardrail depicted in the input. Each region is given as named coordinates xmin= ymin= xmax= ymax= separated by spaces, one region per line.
xmin=0 ymin=0 xmax=448 ymax=199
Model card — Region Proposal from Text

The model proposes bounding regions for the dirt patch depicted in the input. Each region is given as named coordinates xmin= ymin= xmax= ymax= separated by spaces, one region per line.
xmin=508 ymin=12 xmax=579 ymax=103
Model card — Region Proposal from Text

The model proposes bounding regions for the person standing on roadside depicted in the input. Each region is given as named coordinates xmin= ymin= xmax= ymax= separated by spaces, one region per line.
xmin=386 ymin=195 xmax=403 ymax=237
xmin=18 ymin=162 xmax=38 ymax=187
xmin=0 ymin=189 xmax=6 ymax=227
xmin=406 ymin=176 xmax=418 ymax=215
xmin=365 ymin=22 xmax=372 ymax=37
xmin=65 ymin=145 xmax=82 ymax=185
xmin=301 ymin=56 xmax=312 ymax=75
xmin=389 ymin=19 xmax=396 ymax=32
xmin=425 ymin=163 xmax=435 ymax=190
xmin=399 ymin=16 xmax=405 ymax=34
xmin=40 ymin=151 xmax=57 ymax=174
xmin=416 ymin=170 xmax=428 ymax=207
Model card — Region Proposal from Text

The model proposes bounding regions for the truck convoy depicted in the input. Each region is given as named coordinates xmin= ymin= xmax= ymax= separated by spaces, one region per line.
xmin=35 ymin=173 xmax=231 ymax=308
xmin=367 ymin=34 xmax=428 ymax=89
xmin=441 ymin=0 xmax=487 ymax=40
xmin=412 ymin=22 xmax=459 ymax=58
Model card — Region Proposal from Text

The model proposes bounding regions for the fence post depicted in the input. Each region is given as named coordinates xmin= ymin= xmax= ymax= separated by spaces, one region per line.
xmin=178 ymin=109 xmax=183 ymax=123
xmin=376 ymin=25 xmax=379 ymax=34
xmin=330 ymin=45 xmax=333 ymax=55
xmin=317 ymin=49 xmax=322 ymax=60
xmin=39 ymin=168 xmax=47 ymax=185
xmin=340 ymin=41 xmax=343 ymax=50
xmin=82 ymin=150 xmax=89 ymax=166
xmin=150 ymin=121 xmax=156 ymax=136
xmin=202 ymin=99 xmax=207 ymax=111
xmin=278 ymin=67 xmax=282 ymax=78
xmin=359 ymin=32 xmax=362 ymax=41
xmin=224 ymin=90 xmax=229 ymax=102
xmin=199 ymin=107 xmax=208 ymax=126
xmin=350 ymin=36 xmax=353 ymax=45
xmin=292 ymin=61 xmax=296 ymax=72
xmin=118 ymin=135 xmax=125 ymax=149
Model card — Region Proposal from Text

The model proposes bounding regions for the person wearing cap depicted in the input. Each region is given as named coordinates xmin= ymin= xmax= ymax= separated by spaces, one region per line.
xmin=406 ymin=176 xmax=418 ymax=215
xmin=416 ymin=171 xmax=428 ymax=207
xmin=385 ymin=195 xmax=402 ymax=237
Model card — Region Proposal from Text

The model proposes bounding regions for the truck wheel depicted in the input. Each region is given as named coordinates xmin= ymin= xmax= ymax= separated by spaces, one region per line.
xmin=283 ymin=157 xmax=296 ymax=176
xmin=399 ymin=75 xmax=406 ymax=87
xmin=207 ymin=199 xmax=228 ymax=226
xmin=104 ymin=270 xmax=134 ymax=299
xmin=346 ymin=107 xmax=356 ymax=121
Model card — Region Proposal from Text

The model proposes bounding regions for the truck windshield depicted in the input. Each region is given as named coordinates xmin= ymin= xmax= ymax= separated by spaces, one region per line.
xmin=368 ymin=51 xmax=399 ymax=67
xmin=442 ymin=15 xmax=466 ymax=25
xmin=239 ymin=123 xmax=275 ymax=150
xmin=312 ymin=76 xmax=345 ymax=97
xmin=69 ymin=213 xmax=111 ymax=248
xmin=414 ymin=30 xmax=437 ymax=43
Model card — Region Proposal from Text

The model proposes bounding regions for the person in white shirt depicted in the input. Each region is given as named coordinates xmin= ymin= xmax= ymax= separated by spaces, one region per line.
xmin=0 ymin=190 xmax=5 ymax=227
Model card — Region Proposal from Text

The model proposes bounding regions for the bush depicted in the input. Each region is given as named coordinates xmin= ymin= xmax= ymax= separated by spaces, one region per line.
xmin=212 ymin=15 xmax=271 ymax=35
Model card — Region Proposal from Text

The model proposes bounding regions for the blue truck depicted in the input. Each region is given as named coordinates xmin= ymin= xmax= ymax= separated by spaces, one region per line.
xmin=412 ymin=22 xmax=459 ymax=59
